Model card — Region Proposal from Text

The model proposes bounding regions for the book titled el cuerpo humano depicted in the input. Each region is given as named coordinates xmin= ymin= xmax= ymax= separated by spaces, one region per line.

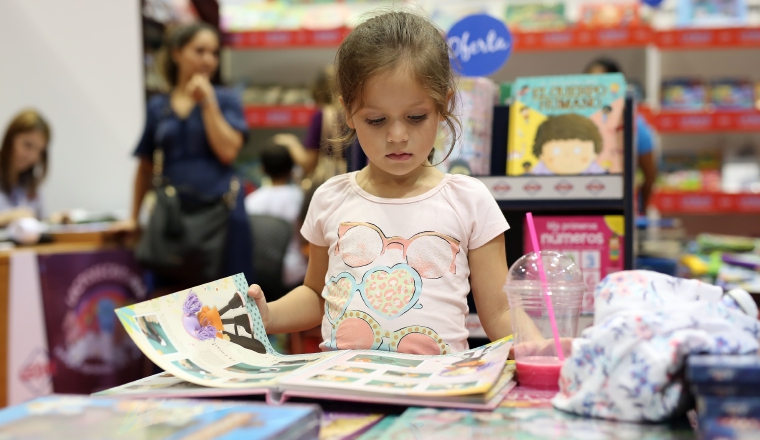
xmin=98 ymin=274 xmax=515 ymax=410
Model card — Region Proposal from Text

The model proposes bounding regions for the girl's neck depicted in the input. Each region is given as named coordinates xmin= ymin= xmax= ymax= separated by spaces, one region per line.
xmin=356 ymin=163 xmax=444 ymax=199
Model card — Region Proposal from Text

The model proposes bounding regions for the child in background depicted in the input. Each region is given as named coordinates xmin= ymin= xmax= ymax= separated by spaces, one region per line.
xmin=244 ymin=142 xmax=308 ymax=288
xmin=248 ymin=11 xmax=555 ymax=356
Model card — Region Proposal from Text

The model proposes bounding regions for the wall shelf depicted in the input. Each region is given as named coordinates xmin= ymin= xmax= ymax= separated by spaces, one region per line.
xmin=653 ymin=191 xmax=760 ymax=214
xmin=653 ymin=110 xmax=760 ymax=133
xmin=244 ymin=105 xmax=316 ymax=128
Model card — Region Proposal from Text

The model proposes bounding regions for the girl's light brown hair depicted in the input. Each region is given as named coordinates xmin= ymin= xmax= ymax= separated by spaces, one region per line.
xmin=0 ymin=109 xmax=50 ymax=198
xmin=334 ymin=11 xmax=460 ymax=162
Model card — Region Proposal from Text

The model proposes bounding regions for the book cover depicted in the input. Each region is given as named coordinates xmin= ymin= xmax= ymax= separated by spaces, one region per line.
xmin=579 ymin=3 xmax=641 ymax=28
xmin=0 ymin=395 xmax=320 ymax=440
xmin=432 ymin=77 xmax=497 ymax=177
xmin=504 ymin=3 xmax=568 ymax=32
xmin=507 ymin=74 xmax=627 ymax=176
xmin=106 ymin=274 xmax=515 ymax=409
xmin=319 ymin=412 xmax=383 ymax=440
xmin=676 ymin=0 xmax=748 ymax=28
xmin=701 ymin=416 xmax=760 ymax=440
xmin=375 ymin=407 xmax=693 ymax=440
xmin=697 ymin=396 xmax=760 ymax=419
xmin=687 ymin=354 xmax=760 ymax=386
xmin=525 ymin=215 xmax=625 ymax=314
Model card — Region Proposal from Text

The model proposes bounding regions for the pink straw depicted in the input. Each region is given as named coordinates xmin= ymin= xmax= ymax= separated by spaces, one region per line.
xmin=525 ymin=212 xmax=565 ymax=361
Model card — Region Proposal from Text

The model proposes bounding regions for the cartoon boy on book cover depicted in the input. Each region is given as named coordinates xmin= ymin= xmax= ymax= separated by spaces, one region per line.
xmin=529 ymin=114 xmax=606 ymax=175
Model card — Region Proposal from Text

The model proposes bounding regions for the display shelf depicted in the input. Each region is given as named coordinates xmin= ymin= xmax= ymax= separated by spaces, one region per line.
xmin=477 ymin=175 xmax=624 ymax=203
xmin=224 ymin=27 xmax=351 ymax=49
xmin=224 ymin=26 xmax=760 ymax=51
xmin=656 ymin=27 xmax=760 ymax=50
xmin=244 ymin=105 xmax=317 ymax=128
xmin=652 ymin=110 xmax=760 ymax=133
xmin=653 ymin=191 xmax=760 ymax=214
xmin=512 ymin=26 xmax=652 ymax=51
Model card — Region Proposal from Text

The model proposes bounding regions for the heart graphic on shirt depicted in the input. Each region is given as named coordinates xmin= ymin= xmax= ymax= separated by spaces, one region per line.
xmin=325 ymin=273 xmax=357 ymax=324
xmin=359 ymin=264 xmax=422 ymax=319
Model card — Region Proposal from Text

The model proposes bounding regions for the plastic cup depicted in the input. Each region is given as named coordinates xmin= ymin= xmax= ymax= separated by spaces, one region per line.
xmin=505 ymin=251 xmax=585 ymax=389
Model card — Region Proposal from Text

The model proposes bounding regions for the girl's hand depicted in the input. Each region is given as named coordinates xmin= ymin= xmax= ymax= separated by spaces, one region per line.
xmin=186 ymin=74 xmax=216 ymax=108
xmin=510 ymin=337 xmax=574 ymax=360
xmin=247 ymin=284 xmax=270 ymax=331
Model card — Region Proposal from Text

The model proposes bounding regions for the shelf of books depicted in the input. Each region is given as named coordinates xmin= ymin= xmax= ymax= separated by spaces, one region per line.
xmin=244 ymin=105 xmax=316 ymax=128
xmin=224 ymin=26 xmax=760 ymax=51
xmin=652 ymin=110 xmax=760 ymax=133
xmin=652 ymin=191 xmax=760 ymax=214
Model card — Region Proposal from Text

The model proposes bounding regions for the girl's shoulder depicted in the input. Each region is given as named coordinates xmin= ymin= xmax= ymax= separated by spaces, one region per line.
xmin=311 ymin=173 xmax=354 ymax=203
xmin=441 ymin=173 xmax=494 ymax=199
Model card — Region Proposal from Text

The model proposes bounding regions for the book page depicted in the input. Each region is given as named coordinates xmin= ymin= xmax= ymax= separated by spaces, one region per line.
xmin=115 ymin=274 xmax=339 ymax=389
xmin=279 ymin=337 xmax=512 ymax=397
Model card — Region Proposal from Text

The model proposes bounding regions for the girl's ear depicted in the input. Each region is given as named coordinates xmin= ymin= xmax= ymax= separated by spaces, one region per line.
xmin=339 ymin=96 xmax=355 ymax=129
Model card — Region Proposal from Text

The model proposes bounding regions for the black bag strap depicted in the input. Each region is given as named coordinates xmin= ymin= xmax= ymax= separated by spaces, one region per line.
xmin=151 ymin=96 xmax=240 ymax=210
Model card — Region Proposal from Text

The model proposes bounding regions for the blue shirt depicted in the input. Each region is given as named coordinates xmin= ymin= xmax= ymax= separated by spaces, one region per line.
xmin=636 ymin=115 xmax=654 ymax=156
xmin=0 ymin=185 xmax=42 ymax=218
xmin=134 ymin=88 xmax=248 ymax=197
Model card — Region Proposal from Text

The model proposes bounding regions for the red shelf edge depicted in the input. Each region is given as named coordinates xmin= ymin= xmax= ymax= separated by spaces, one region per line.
xmin=224 ymin=26 xmax=760 ymax=51
xmin=653 ymin=191 xmax=760 ymax=214
xmin=652 ymin=110 xmax=760 ymax=133
xmin=244 ymin=105 xmax=317 ymax=128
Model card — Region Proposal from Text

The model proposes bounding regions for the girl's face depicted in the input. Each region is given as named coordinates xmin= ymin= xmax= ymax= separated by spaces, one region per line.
xmin=12 ymin=130 xmax=46 ymax=174
xmin=173 ymin=29 xmax=219 ymax=82
xmin=345 ymin=67 xmax=442 ymax=178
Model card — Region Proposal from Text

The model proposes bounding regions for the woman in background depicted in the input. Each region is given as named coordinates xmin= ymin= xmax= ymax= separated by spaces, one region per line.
xmin=0 ymin=109 xmax=50 ymax=227
xmin=130 ymin=22 xmax=253 ymax=289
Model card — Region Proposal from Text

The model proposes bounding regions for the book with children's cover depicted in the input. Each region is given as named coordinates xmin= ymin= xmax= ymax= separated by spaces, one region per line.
xmin=101 ymin=274 xmax=515 ymax=410
xmin=0 ymin=394 xmax=320 ymax=440
xmin=506 ymin=73 xmax=627 ymax=176
xmin=373 ymin=406 xmax=695 ymax=440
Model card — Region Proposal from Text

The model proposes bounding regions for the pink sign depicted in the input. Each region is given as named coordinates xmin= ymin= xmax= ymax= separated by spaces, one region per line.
xmin=524 ymin=216 xmax=625 ymax=314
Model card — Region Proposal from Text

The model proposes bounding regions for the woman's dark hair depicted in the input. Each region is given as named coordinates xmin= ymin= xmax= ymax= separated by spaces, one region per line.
xmin=0 ymin=109 xmax=50 ymax=198
xmin=334 ymin=11 xmax=460 ymax=163
xmin=162 ymin=22 xmax=219 ymax=87
xmin=584 ymin=57 xmax=623 ymax=75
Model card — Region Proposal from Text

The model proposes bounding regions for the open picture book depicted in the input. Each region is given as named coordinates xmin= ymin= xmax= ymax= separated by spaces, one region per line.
xmin=100 ymin=274 xmax=515 ymax=410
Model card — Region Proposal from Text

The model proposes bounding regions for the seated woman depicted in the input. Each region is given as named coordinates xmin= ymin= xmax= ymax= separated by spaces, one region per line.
xmin=0 ymin=109 xmax=50 ymax=227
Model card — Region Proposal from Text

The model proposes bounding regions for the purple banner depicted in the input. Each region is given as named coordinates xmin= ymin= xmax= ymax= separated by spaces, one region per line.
xmin=38 ymin=249 xmax=148 ymax=394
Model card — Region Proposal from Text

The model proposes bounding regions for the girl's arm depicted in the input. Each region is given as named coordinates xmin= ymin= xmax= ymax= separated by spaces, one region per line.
xmin=250 ymin=243 xmax=328 ymax=334
xmin=469 ymin=234 xmax=512 ymax=340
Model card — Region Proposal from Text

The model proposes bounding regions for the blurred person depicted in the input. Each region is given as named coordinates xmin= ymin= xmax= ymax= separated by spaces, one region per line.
xmin=245 ymin=141 xmax=307 ymax=288
xmin=0 ymin=109 xmax=50 ymax=227
xmin=128 ymin=22 xmax=253 ymax=290
xmin=273 ymin=65 xmax=346 ymax=188
xmin=584 ymin=57 xmax=658 ymax=213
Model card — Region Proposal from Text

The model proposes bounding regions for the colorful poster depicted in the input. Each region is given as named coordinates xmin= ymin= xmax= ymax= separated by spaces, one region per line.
xmin=507 ymin=73 xmax=627 ymax=176
xmin=525 ymin=216 xmax=625 ymax=314
xmin=37 ymin=250 xmax=148 ymax=394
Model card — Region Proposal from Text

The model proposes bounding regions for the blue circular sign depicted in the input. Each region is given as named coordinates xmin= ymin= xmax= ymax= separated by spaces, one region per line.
xmin=640 ymin=0 xmax=664 ymax=6
xmin=447 ymin=14 xmax=512 ymax=77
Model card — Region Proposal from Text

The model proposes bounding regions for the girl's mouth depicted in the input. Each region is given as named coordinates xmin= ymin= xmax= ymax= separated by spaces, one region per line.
xmin=387 ymin=152 xmax=412 ymax=161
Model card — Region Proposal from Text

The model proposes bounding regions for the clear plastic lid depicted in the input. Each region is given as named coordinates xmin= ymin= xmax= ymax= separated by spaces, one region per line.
xmin=507 ymin=251 xmax=584 ymax=288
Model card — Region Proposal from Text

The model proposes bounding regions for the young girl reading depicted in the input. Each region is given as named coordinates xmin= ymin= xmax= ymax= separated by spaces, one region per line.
xmin=248 ymin=11 xmax=513 ymax=355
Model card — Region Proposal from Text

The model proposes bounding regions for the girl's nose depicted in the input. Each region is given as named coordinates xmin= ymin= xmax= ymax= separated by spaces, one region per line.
xmin=386 ymin=120 xmax=409 ymax=143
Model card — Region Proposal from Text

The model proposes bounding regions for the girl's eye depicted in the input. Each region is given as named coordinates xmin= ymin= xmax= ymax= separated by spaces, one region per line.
xmin=408 ymin=114 xmax=428 ymax=123
xmin=365 ymin=118 xmax=385 ymax=126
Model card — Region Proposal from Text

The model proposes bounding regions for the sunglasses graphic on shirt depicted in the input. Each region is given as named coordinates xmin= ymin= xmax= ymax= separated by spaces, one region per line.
xmin=325 ymin=309 xmax=450 ymax=355
xmin=325 ymin=263 xmax=422 ymax=322
xmin=335 ymin=222 xmax=461 ymax=280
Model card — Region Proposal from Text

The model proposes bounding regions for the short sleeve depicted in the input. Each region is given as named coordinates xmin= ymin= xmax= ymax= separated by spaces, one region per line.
xmin=299 ymin=174 xmax=352 ymax=247
xmin=636 ymin=115 xmax=654 ymax=156
xmin=133 ymin=95 xmax=165 ymax=159
xmin=217 ymin=88 xmax=248 ymax=138
xmin=446 ymin=176 xmax=510 ymax=250
xmin=303 ymin=110 xmax=323 ymax=150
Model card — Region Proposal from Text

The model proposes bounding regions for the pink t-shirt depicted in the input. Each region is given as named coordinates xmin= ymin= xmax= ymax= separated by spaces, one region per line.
xmin=301 ymin=172 xmax=510 ymax=355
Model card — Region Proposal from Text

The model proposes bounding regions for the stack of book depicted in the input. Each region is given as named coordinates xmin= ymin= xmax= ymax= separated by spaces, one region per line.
xmin=688 ymin=354 xmax=760 ymax=439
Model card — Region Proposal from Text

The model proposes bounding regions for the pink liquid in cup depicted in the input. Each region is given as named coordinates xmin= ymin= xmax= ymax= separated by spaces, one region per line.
xmin=515 ymin=356 xmax=563 ymax=390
